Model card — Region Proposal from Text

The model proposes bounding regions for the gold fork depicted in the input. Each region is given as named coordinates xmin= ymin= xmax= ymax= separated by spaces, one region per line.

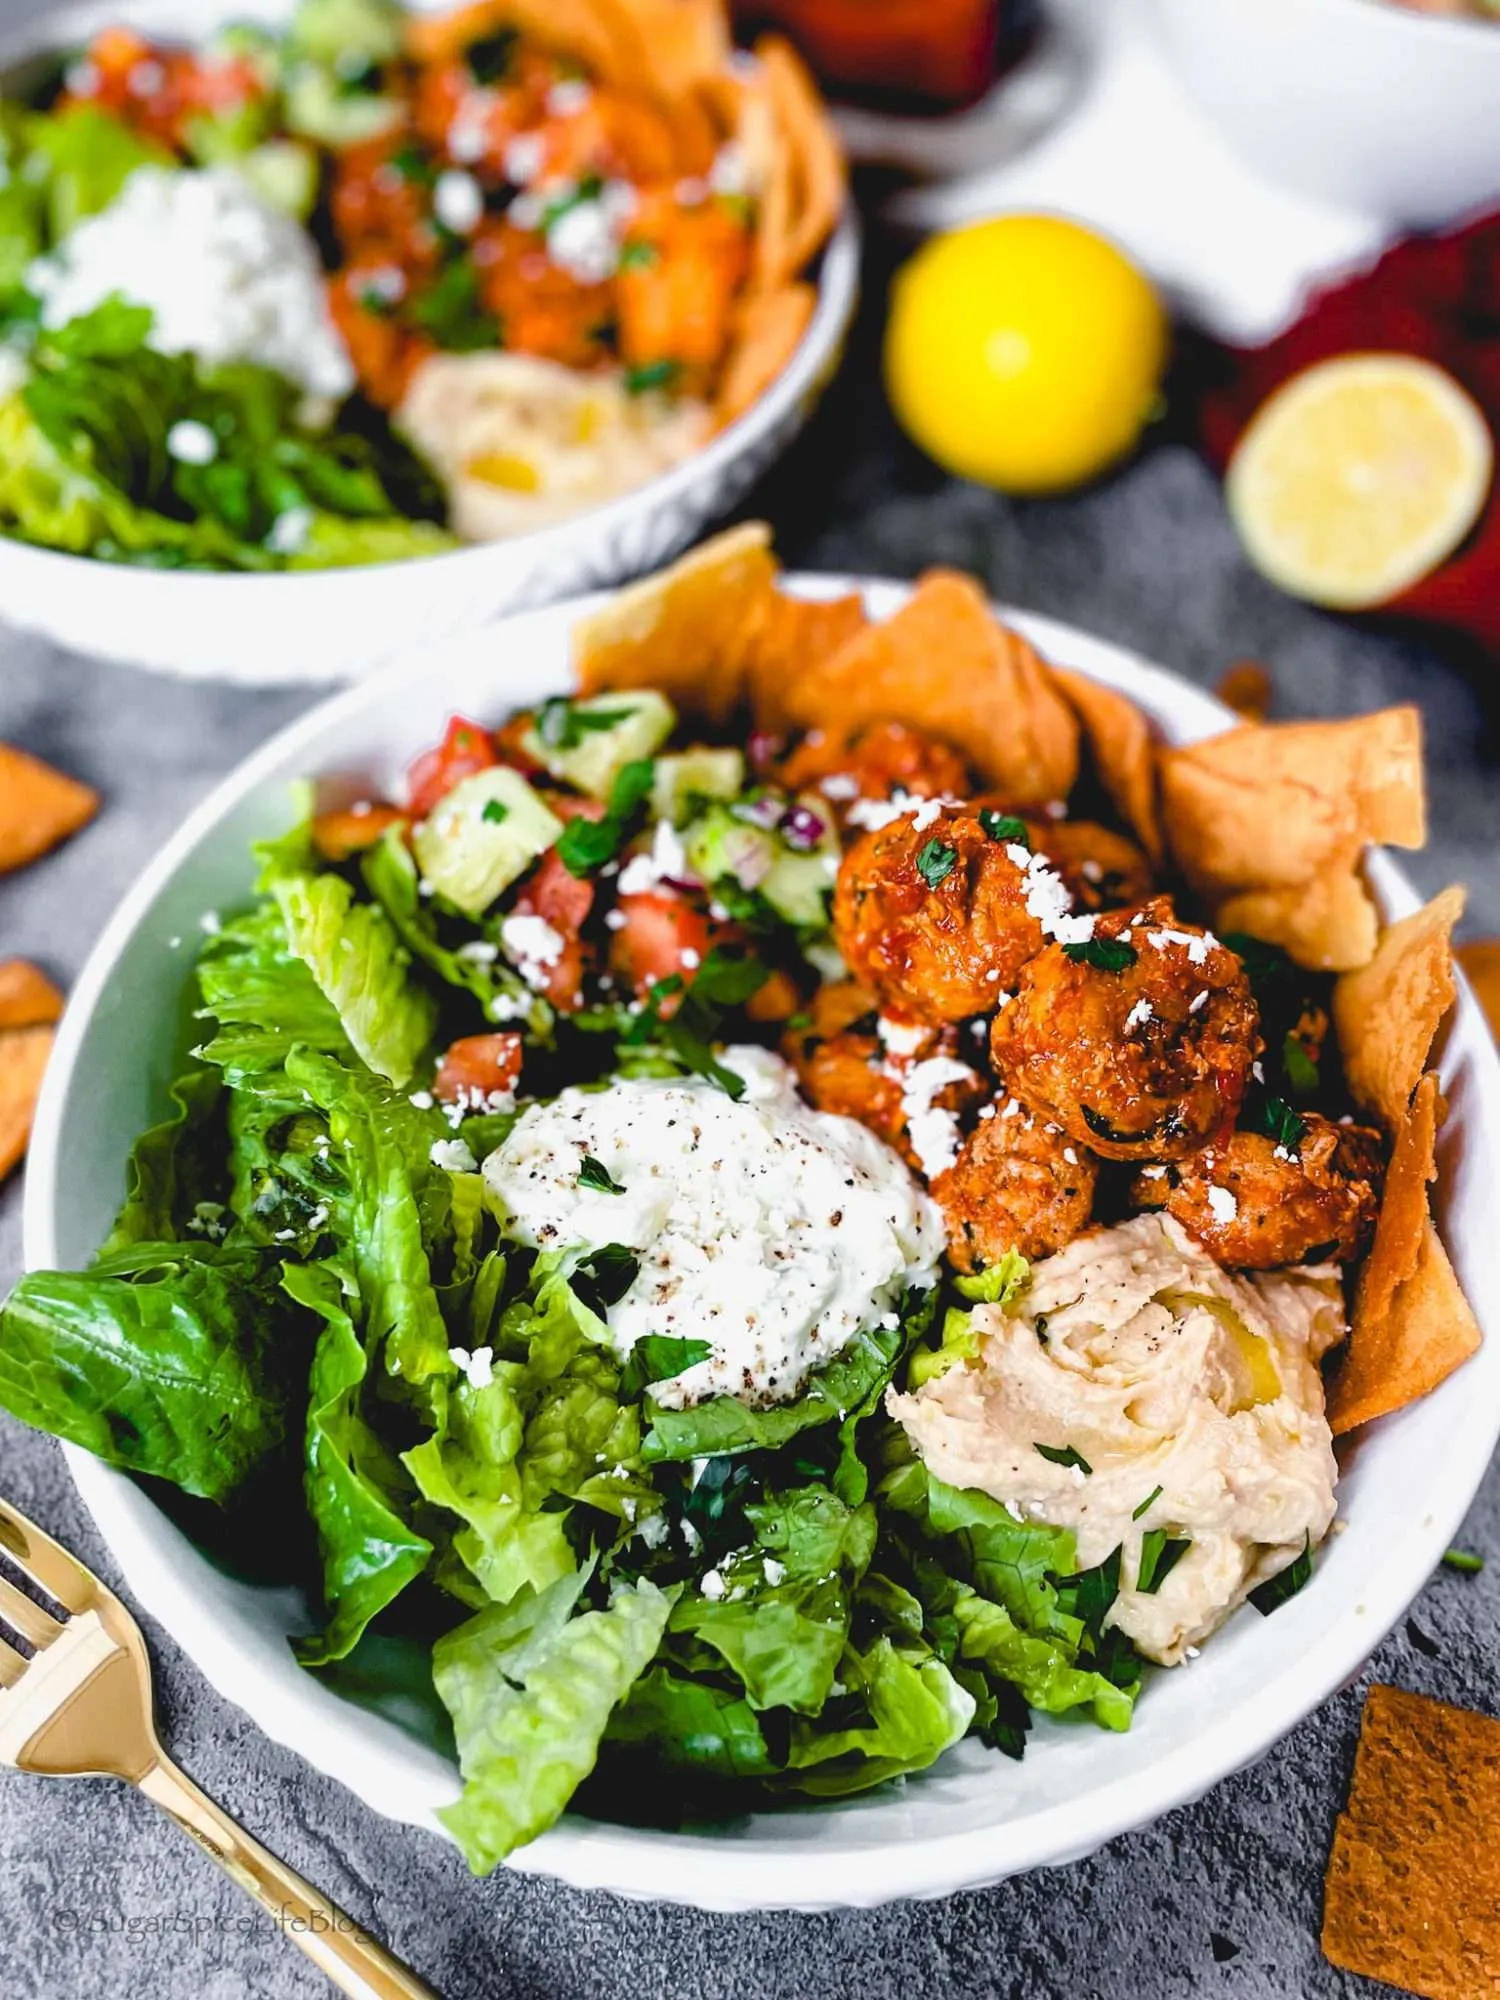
xmin=0 ymin=1494 xmax=438 ymax=1999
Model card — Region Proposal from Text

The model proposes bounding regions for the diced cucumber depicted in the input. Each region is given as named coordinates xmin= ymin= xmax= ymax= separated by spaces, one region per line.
xmin=412 ymin=767 xmax=564 ymax=917
xmin=683 ymin=802 xmax=775 ymax=895
xmin=650 ymin=747 xmax=745 ymax=824
xmin=183 ymin=99 xmax=274 ymax=166
xmin=284 ymin=64 xmax=403 ymax=146
xmin=763 ymin=845 xmax=839 ymax=930
xmin=233 ymin=139 xmax=319 ymax=220
xmin=287 ymin=0 xmax=404 ymax=66
xmin=763 ymin=796 xmax=840 ymax=929
xmin=521 ymin=691 xmax=676 ymax=801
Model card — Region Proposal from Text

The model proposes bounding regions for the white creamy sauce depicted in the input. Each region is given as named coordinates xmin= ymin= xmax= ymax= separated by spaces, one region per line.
xmin=482 ymin=1048 xmax=944 ymax=1407
xmin=28 ymin=166 xmax=353 ymax=399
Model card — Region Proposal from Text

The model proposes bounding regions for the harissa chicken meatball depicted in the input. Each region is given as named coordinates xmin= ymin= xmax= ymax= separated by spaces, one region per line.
xmin=989 ymin=895 xmax=1261 ymax=1161
xmin=1130 ymin=1114 xmax=1383 ymax=1269
xmin=934 ymin=1094 xmax=1100 ymax=1270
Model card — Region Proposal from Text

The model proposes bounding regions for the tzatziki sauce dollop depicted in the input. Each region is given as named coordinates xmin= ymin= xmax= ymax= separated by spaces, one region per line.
xmin=482 ymin=1048 xmax=943 ymax=1408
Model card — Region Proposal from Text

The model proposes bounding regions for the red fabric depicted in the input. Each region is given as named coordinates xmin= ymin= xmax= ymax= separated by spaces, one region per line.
xmin=1197 ymin=209 xmax=1500 ymax=650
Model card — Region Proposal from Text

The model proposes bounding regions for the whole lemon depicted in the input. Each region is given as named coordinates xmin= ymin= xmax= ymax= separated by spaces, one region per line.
xmin=885 ymin=214 xmax=1169 ymax=494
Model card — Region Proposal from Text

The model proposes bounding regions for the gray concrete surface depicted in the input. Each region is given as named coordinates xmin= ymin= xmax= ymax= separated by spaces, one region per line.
xmin=1 ymin=153 xmax=1499 ymax=2000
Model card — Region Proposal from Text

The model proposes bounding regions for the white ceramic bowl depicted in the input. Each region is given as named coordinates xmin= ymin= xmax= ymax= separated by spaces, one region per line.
xmin=1147 ymin=0 xmax=1500 ymax=226
xmin=23 ymin=582 xmax=1500 ymax=1910
xmin=0 ymin=0 xmax=858 ymax=685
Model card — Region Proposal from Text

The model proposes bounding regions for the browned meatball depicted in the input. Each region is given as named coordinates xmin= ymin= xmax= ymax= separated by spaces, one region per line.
xmin=783 ymin=981 xmax=986 ymax=1169
xmin=934 ymin=1095 xmax=1099 ymax=1269
xmin=833 ymin=808 xmax=1047 ymax=1025
xmin=1129 ymin=1115 xmax=1384 ymax=1268
xmin=989 ymin=896 xmax=1261 ymax=1162
xmin=780 ymin=722 xmax=971 ymax=828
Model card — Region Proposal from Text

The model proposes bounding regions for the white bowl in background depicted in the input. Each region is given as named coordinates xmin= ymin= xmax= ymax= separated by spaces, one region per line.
xmin=22 ymin=581 xmax=1500 ymax=1910
xmin=1147 ymin=0 xmax=1500 ymax=227
xmin=0 ymin=0 xmax=858 ymax=685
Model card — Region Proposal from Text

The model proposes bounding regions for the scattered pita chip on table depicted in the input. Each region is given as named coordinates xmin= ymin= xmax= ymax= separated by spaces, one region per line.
xmin=0 ymin=960 xmax=64 ymax=1031
xmin=1333 ymin=886 xmax=1465 ymax=1127
xmin=1323 ymin=1685 xmax=1500 ymax=2000
xmin=1158 ymin=706 xmax=1425 ymax=970
xmin=573 ymin=520 xmax=778 ymax=723
xmin=758 ymin=569 xmax=1080 ymax=806
xmin=0 ymin=743 xmax=99 ymax=874
xmin=0 ymin=1022 xmax=55 ymax=1182
xmin=1328 ymin=1074 xmax=1481 ymax=1433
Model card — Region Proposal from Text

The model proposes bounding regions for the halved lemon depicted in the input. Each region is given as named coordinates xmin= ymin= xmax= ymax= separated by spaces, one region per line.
xmin=1226 ymin=353 xmax=1494 ymax=610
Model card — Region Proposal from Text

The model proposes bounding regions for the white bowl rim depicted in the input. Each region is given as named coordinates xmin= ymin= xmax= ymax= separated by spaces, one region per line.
xmin=21 ymin=580 xmax=1500 ymax=1911
xmin=0 ymin=0 xmax=861 ymax=594
xmin=1217 ymin=0 xmax=1500 ymax=53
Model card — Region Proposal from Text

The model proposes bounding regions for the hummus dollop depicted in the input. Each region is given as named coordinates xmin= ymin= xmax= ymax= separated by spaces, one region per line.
xmin=889 ymin=1213 xmax=1345 ymax=1665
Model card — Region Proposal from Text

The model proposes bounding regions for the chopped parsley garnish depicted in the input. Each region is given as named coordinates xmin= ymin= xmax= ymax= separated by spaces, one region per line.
xmin=556 ymin=757 xmax=655 ymax=877
xmin=1056 ymin=1545 xmax=1122 ymax=1637
xmin=618 ymin=240 xmax=659 ymax=271
xmin=1063 ymin=937 xmax=1138 ymax=971
xmin=1282 ymin=1031 xmax=1320 ymax=1094
xmin=480 ymin=798 xmax=509 ymax=825
xmin=1248 ymin=1535 xmax=1313 ymax=1615
xmin=464 ymin=25 xmax=517 ymax=82
xmin=1254 ymin=1094 xmax=1308 ymax=1151
xmin=1443 ymin=1548 xmax=1485 ymax=1575
xmin=681 ymin=1452 xmax=758 ymax=1558
xmin=569 ymin=1244 xmax=640 ymax=1320
xmin=535 ymin=696 xmax=635 ymax=751
xmin=1136 ymin=1530 xmax=1191 ymax=1595
xmin=357 ymin=282 xmax=399 ymax=317
xmin=621 ymin=945 xmax=769 ymax=1100
xmin=1132 ymin=1485 xmax=1164 ymax=1522
xmin=978 ymin=809 xmax=1028 ymax=846
xmin=620 ymin=1333 xmax=712 ymax=1400
xmin=389 ymin=142 xmax=435 ymax=186
xmin=1033 ymin=1442 xmax=1092 ymax=1475
xmin=411 ymin=257 xmax=499 ymax=352
xmin=915 ymin=838 xmax=958 ymax=889
xmin=577 ymin=1155 xmax=625 ymax=1195
xmin=623 ymin=358 xmax=682 ymax=396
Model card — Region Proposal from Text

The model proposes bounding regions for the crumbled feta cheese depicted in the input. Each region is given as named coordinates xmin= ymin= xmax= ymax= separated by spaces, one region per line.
xmin=503 ymin=131 xmax=546 ymax=185
xmin=700 ymin=1568 xmax=727 ymax=1601
xmin=408 ymin=1089 xmax=435 ymax=1110
xmin=166 ymin=418 xmax=217 ymax=466
xmin=762 ymin=1557 xmax=787 ymax=1586
xmin=900 ymin=1056 xmax=978 ymax=1181
xmin=617 ymin=818 xmax=697 ymax=897
xmin=1125 ymin=998 xmax=1154 ymax=1030
xmin=266 ymin=505 xmax=314 ymax=556
xmin=546 ymin=79 xmax=592 ymax=116
xmin=500 ymin=912 xmax=565 ymax=990
xmin=198 ymin=910 xmax=221 ymax=935
xmin=455 ymin=940 xmax=499 ymax=965
xmin=878 ymin=1015 xmax=928 ymax=1059
xmin=1206 ymin=1185 xmax=1238 ymax=1225
xmin=430 ymin=1138 xmax=479 ymax=1174
xmin=818 ymin=772 xmax=859 ymax=801
xmin=909 ymin=797 xmax=944 ymax=834
xmin=448 ymin=1344 xmax=495 ymax=1389
xmin=1147 ymin=926 xmax=1217 ymax=966
xmin=28 ymin=167 xmax=353 ymax=398
xmin=1189 ymin=989 xmax=1209 ymax=1015
xmin=433 ymin=168 xmax=484 ymax=235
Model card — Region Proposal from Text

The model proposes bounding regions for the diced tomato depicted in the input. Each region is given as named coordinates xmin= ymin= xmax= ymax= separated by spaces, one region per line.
xmin=490 ymin=712 xmax=550 ymax=779
xmin=406 ymin=716 xmax=497 ymax=818
xmin=608 ymin=891 xmax=738 ymax=1002
xmin=310 ymin=802 xmax=408 ymax=862
xmin=511 ymin=840 xmax=600 ymax=1011
xmin=434 ymin=1032 xmax=524 ymax=1107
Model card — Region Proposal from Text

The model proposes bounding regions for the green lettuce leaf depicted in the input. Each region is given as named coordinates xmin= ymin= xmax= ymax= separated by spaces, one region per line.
xmin=435 ymin=1575 xmax=673 ymax=1873
xmin=266 ymin=865 xmax=436 ymax=1089
xmin=784 ymin=1637 xmax=974 ymax=1798
xmin=603 ymin=1667 xmax=776 ymax=1782
xmin=285 ymin=1260 xmax=432 ymax=1666
xmin=669 ymin=1486 xmax=877 ymax=1714
xmin=289 ymin=512 xmax=458 ymax=568
xmin=99 ymin=1069 xmax=224 ymax=1255
xmin=0 ymin=1243 xmax=290 ymax=1501
xmin=949 ymin=1589 xmax=1134 ymax=1733
xmin=25 ymin=104 xmax=172 ymax=237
